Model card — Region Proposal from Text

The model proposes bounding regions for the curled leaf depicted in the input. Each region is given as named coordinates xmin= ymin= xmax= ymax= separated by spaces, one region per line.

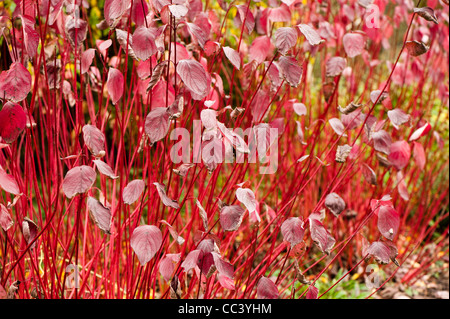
xmin=87 ymin=197 xmax=112 ymax=234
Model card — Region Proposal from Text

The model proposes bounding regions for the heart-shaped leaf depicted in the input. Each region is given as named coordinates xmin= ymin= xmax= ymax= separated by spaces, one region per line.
xmin=131 ymin=26 xmax=158 ymax=61
xmin=131 ymin=225 xmax=163 ymax=265
xmin=326 ymin=57 xmax=347 ymax=77
xmin=298 ymin=24 xmax=324 ymax=46
xmin=62 ymin=165 xmax=97 ymax=198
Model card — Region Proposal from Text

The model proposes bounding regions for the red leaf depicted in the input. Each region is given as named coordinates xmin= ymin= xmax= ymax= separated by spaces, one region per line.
xmin=309 ymin=213 xmax=336 ymax=254
xmin=0 ymin=204 xmax=13 ymax=231
xmin=65 ymin=15 xmax=88 ymax=48
xmin=234 ymin=4 xmax=255 ymax=34
xmin=131 ymin=225 xmax=163 ymax=266
xmin=268 ymin=4 xmax=291 ymax=23
xmin=186 ymin=22 xmax=209 ymax=48
xmin=93 ymin=160 xmax=118 ymax=179
xmin=131 ymin=0 xmax=149 ymax=26
xmin=412 ymin=141 xmax=426 ymax=170
xmin=367 ymin=241 xmax=398 ymax=264
xmin=107 ymin=68 xmax=124 ymax=105
xmin=219 ymin=204 xmax=246 ymax=231
xmin=388 ymin=141 xmax=411 ymax=170
xmin=326 ymin=56 xmax=347 ymax=77
xmin=377 ymin=205 xmax=400 ymax=241
xmin=82 ymin=124 xmax=106 ymax=158
xmin=361 ymin=163 xmax=377 ymax=186
xmin=176 ymin=59 xmax=210 ymax=101
xmin=0 ymin=167 xmax=21 ymax=195
xmin=211 ymin=252 xmax=234 ymax=279
xmin=275 ymin=27 xmax=298 ymax=55
xmin=144 ymin=107 xmax=170 ymax=145
xmin=409 ymin=122 xmax=431 ymax=141
xmin=306 ymin=285 xmax=319 ymax=299
xmin=153 ymin=182 xmax=180 ymax=209
xmin=343 ymin=33 xmax=366 ymax=58
xmin=87 ymin=197 xmax=112 ymax=234
xmin=257 ymin=277 xmax=279 ymax=299
xmin=371 ymin=130 xmax=392 ymax=155
xmin=222 ymin=46 xmax=241 ymax=70
xmin=123 ymin=179 xmax=145 ymax=205
xmin=298 ymin=24 xmax=324 ymax=46
xmin=104 ymin=0 xmax=129 ymax=26
xmin=62 ymin=165 xmax=97 ymax=198
xmin=81 ymin=49 xmax=96 ymax=74
xmin=20 ymin=15 xmax=39 ymax=58
xmin=218 ymin=274 xmax=235 ymax=290
xmin=324 ymin=193 xmax=346 ymax=217
xmin=181 ymin=249 xmax=202 ymax=272
xmin=0 ymin=62 xmax=32 ymax=102
xmin=249 ymin=36 xmax=272 ymax=64
xmin=131 ymin=26 xmax=158 ymax=61
xmin=278 ymin=56 xmax=302 ymax=87
xmin=0 ymin=102 xmax=27 ymax=144
xmin=281 ymin=217 xmax=305 ymax=247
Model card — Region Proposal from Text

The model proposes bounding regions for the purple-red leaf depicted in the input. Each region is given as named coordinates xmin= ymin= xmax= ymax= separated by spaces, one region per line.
xmin=81 ymin=49 xmax=96 ymax=74
xmin=371 ymin=129 xmax=392 ymax=155
xmin=309 ymin=213 xmax=336 ymax=254
xmin=176 ymin=59 xmax=210 ymax=100
xmin=234 ymin=4 xmax=255 ymax=34
xmin=219 ymin=205 xmax=246 ymax=232
xmin=0 ymin=168 xmax=20 ymax=195
xmin=324 ymin=193 xmax=346 ymax=217
xmin=306 ymin=285 xmax=319 ymax=299
xmin=87 ymin=197 xmax=112 ymax=234
xmin=123 ymin=179 xmax=146 ymax=205
xmin=107 ymin=68 xmax=124 ymax=105
xmin=278 ymin=56 xmax=302 ymax=88
xmin=326 ymin=57 xmax=347 ymax=77
xmin=409 ymin=122 xmax=431 ymax=141
xmin=257 ymin=277 xmax=279 ymax=299
xmin=412 ymin=141 xmax=426 ymax=170
xmin=153 ymin=182 xmax=180 ymax=209
xmin=275 ymin=27 xmax=298 ymax=55
xmin=62 ymin=165 xmax=97 ymax=199
xmin=367 ymin=241 xmax=398 ymax=265
xmin=0 ymin=102 xmax=27 ymax=144
xmin=22 ymin=217 xmax=38 ymax=249
xmin=132 ymin=26 xmax=158 ymax=61
xmin=159 ymin=253 xmax=181 ymax=282
xmin=0 ymin=62 xmax=32 ymax=102
xmin=281 ymin=217 xmax=305 ymax=247
xmin=82 ymin=124 xmax=106 ymax=158
xmin=144 ymin=107 xmax=170 ymax=145
xmin=93 ymin=160 xmax=118 ymax=179
xmin=249 ymin=36 xmax=272 ymax=64
xmin=131 ymin=225 xmax=163 ymax=266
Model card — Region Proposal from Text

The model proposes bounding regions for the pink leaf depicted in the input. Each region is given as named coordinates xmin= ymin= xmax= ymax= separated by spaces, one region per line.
xmin=131 ymin=0 xmax=149 ymax=26
xmin=62 ymin=165 xmax=97 ymax=199
xmin=87 ymin=197 xmax=112 ymax=234
xmin=219 ymin=204 xmax=246 ymax=231
xmin=0 ymin=102 xmax=27 ymax=144
xmin=93 ymin=160 xmax=118 ymax=179
xmin=153 ymin=182 xmax=180 ymax=209
xmin=20 ymin=15 xmax=39 ymax=58
xmin=326 ymin=57 xmax=347 ymax=77
xmin=412 ymin=141 xmax=426 ymax=170
xmin=131 ymin=225 xmax=163 ymax=266
xmin=0 ymin=168 xmax=20 ymax=195
xmin=168 ymin=4 xmax=189 ymax=18
xmin=343 ymin=33 xmax=366 ymax=58
xmin=211 ymin=252 xmax=234 ymax=279
xmin=0 ymin=204 xmax=13 ymax=231
xmin=82 ymin=124 xmax=106 ymax=158
xmin=367 ymin=241 xmax=398 ymax=265
xmin=281 ymin=217 xmax=305 ymax=247
xmin=234 ymin=4 xmax=255 ymax=34
xmin=236 ymin=188 xmax=258 ymax=216
xmin=298 ymin=24 xmax=324 ymax=46
xmin=65 ymin=15 xmax=88 ymax=48
xmin=104 ymin=0 xmax=129 ymax=26
xmin=160 ymin=220 xmax=185 ymax=245
xmin=123 ymin=179 xmax=146 ymax=205
xmin=145 ymin=107 xmax=170 ymax=145
xmin=159 ymin=253 xmax=181 ymax=282
xmin=377 ymin=205 xmax=400 ymax=241
xmin=387 ymin=109 xmax=410 ymax=130
xmin=186 ymin=22 xmax=209 ymax=48
xmin=268 ymin=4 xmax=291 ymax=23
xmin=324 ymin=193 xmax=346 ymax=217
xmin=309 ymin=213 xmax=336 ymax=254
xmin=0 ymin=62 xmax=32 ymax=102
xmin=257 ymin=277 xmax=279 ymax=299
xmin=106 ymin=68 xmax=124 ymax=105
xmin=293 ymin=103 xmax=307 ymax=116
xmin=132 ymin=26 xmax=158 ymax=61
xmin=278 ymin=56 xmax=303 ymax=87
xmin=249 ymin=36 xmax=272 ymax=64
xmin=388 ymin=141 xmax=411 ymax=170
xmin=176 ymin=59 xmax=210 ymax=101
xmin=275 ymin=27 xmax=298 ymax=55
xmin=222 ymin=46 xmax=241 ymax=70
xmin=81 ymin=49 xmax=96 ymax=74
xmin=329 ymin=118 xmax=347 ymax=137
xmin=218 ymin=274 xmax=236 ymax=290
xmin=181 ymin=249 xmax=202 ymax=272
xmin=361 ymin=163 xmax=377 ymax=186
